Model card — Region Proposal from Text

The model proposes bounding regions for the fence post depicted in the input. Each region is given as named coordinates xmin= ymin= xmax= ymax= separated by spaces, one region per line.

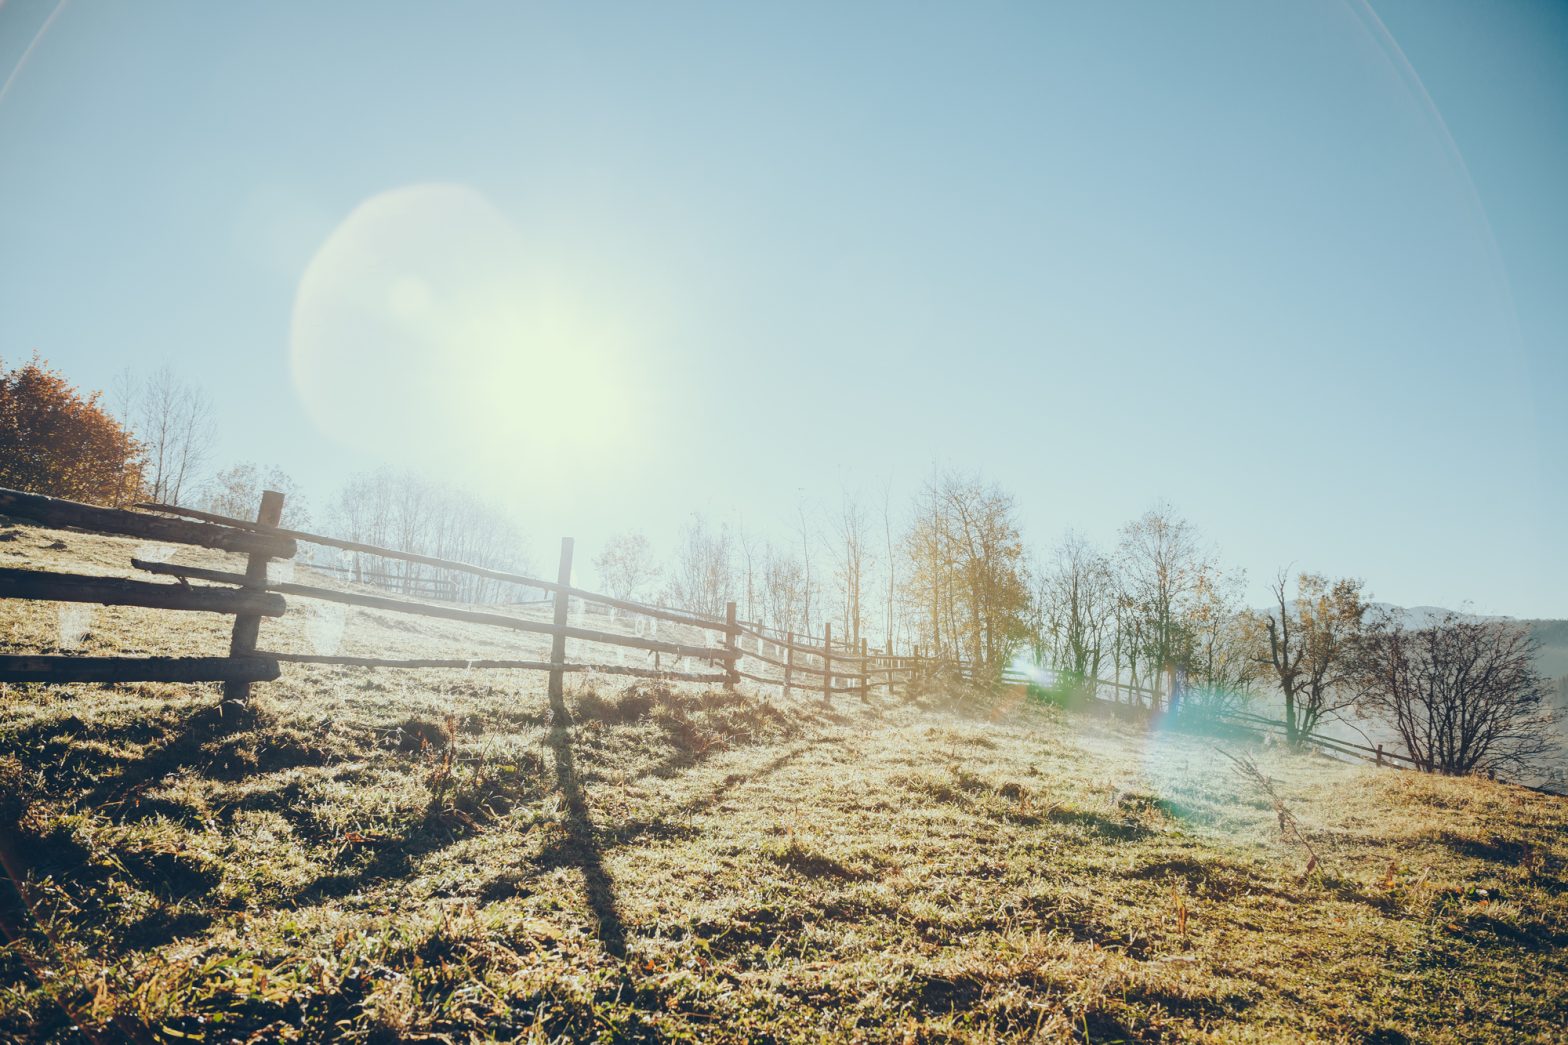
xmin=860 ymin=636 xmax=869 ymax=702
xmin=823 ymin=622 xmax=832 ymax=705
xmin=723 ymin=601 xmax=738 ymax=691
xmin=1375 ymin=744 xmax=1384 ymax=767
xmin=224 ymin=489 xmax=285 ymax=704
xmin=548 ymin=537 xmax=574 ymax=722
xmin=784 ymin=631 xmax=794 ymax=697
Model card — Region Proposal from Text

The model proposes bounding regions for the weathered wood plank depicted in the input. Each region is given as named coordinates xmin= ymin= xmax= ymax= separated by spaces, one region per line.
xmin=131 ymin=558 xmax=245 ymax=586
xmin=0 ymin=488 xmax=295 ymax=558
xmin=0 ymin=567 xmax=286 ymax=616
xmin=267 ymin=651 xmax=726 ymax=683
xmin=269 ymin=578 xmax=729 ymax=660
xmin=0 ymin=655 xmax=279 ymax=684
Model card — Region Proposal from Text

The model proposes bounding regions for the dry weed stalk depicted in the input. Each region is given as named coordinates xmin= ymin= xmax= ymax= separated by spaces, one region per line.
xmin=1218 ymin=747 xmax=1330 ymax=878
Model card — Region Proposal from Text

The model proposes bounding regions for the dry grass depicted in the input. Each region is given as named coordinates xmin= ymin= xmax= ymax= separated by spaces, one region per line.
xmin=2 ymin=524 xmax=1567 ymax=1042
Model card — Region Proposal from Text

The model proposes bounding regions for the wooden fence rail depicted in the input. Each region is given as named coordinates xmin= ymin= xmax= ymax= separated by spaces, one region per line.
xmin=0 ymin=567 xmax=286 ymax=617
xmin=0 ymin=654 xmax=280 ymax=684
xmin=2 ymin=489 xmax=294 ymax=558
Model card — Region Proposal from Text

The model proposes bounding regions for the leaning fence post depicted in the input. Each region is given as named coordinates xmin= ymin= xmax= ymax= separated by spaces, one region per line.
xmin=225 ymin=489 xmax=285 ymax=704
xmin=823 ymin=622 xmax=833 ymax=705
xmin=784 ymin=631 xmax=794 ymax=697
xmin=723 ymin=601 xmax=738 ymax=691
xmin=548 ymin=537 xmax=574 ymax=721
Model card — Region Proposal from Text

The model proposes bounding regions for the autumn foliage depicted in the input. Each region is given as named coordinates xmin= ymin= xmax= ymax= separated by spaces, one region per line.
xmin=0 ymin=354 xmax=143 ymax=504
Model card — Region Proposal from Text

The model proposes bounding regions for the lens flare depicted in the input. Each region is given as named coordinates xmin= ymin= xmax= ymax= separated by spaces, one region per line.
xmin=290 ymin=183 xmax=639 ymax=487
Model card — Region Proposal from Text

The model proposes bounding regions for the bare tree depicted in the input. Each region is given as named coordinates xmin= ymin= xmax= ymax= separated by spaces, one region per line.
xmin=119 ymin=365 xmax=214 ymax=505
xmin=330 ymin=469 xmax=529 ymax=602
xmin=880 ymin=473 xmax=897 ymax=652
xmin=759 ymin=543 xmax=807 ymax=636
xmin=203 ymin=462 xmax=311 ymax=528
xmin=736 ymin=523 xmax=759 ymax=623
xmin=796 ymin=498 xmax=815 ymax=637
xmin=593 ymin=531 xmax=659 ymax=603
xmin=834 ymin=488 xmax=872 ymax=646
xmin=1116 ymin=505 xmax=1213 ymax=710
xmin=1358 ymin=612 xmax=1556 ymax=776
xmin=1035 ymin=531 xmax=1116 ymax=688
xmin=1243 ymin=572 xmax=1367 ymax=746
xmin=663 ymin=515 xmax=735 ymax=618
xmin=1183 ymin=568 xmax=1259 ymax=713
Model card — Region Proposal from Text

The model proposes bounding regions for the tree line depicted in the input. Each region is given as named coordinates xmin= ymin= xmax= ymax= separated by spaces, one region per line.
xmin=592 ymin=467 xmax=1559 ymax=780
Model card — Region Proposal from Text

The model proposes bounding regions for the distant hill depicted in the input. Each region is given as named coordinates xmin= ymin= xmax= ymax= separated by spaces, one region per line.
xmin=1521 ymin=618 xmax=1568 ymax=683
xmin=1364 ymin=604 xmax=1568 ymax=687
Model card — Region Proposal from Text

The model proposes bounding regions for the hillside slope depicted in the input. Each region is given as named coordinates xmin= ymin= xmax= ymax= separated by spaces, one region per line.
xmin=2 ymin=529 xmax=1567 ymax=1042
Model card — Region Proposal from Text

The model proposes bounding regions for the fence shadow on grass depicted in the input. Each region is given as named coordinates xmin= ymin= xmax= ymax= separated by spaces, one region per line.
xmin=547 ymin=690 xmax=628 ymax=960
xmin=81 ymin=697 xmax=260 ymax=812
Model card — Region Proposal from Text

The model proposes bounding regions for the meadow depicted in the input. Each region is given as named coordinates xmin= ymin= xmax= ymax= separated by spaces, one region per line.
xmin=2 ymin=523 xmax=1566 ymax=1043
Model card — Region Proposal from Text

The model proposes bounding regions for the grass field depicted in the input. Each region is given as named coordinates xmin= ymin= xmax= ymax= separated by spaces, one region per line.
xmin=2 ymin=524 xmax=1567 ymax=1042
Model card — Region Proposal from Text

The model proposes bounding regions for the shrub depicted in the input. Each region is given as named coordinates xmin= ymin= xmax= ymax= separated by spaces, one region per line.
xmin=0 ymin=354 xmax=143 ymax=504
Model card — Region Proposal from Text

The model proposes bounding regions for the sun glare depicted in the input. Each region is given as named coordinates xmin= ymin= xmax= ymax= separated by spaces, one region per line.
xmin=290 ymin=183 xmax=635 ymax=485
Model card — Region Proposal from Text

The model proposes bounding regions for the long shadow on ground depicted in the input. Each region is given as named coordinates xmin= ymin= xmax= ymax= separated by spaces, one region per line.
xmin=547 ymin=687 xmax=629 ymax=959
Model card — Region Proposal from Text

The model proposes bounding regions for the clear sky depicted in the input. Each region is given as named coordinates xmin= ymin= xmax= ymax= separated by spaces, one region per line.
xmin=1 ymin=1 xmax=1564 ymax=616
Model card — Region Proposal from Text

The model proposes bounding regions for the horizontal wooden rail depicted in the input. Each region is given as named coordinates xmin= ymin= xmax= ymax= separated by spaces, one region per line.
xmin=131 ymin=559 xmax=731 ymax=661
xmin=737 ymin=644 xmax=820 ymax=675
xmin=0 ymin=567 xmax=286 ymax=617
xmin=1 ymin=488 xmax=294 ymax=558
xmin=733 ymin=641 xmax=874 ymax=679
xmin=736 ymin=644 xmax=787 ymax=671
xmin=267 ymin=651 xmax=726 ymax=683
xmin=732 ymin=622 xmax=869 ymax=664
xmin=280 ymin=582 xmax=732 ymax=661
xmin=132 ymin=558 xmax=245 ymax=586
xmin=0 ymin=654 xmax=280 ymax=684
xmin=133 ymin=558 xmax=733 ymax=671
xmin=1216 ymin=708 xmax=1418 ymax=764
xmin=302 ymin=563 xmax=455 ymax=585
xmin=136 ymin=501 xmax=731 ymax=633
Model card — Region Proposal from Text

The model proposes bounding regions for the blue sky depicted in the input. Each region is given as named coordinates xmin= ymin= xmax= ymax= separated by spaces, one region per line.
xmin=1 ymin=1 xmax=1564 ymax=616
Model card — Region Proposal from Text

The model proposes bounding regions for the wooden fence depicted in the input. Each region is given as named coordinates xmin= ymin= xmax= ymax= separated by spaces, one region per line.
xmin=0 ymin=486 xmax=926 ymax=707
xmin=0 ymin=484 xmax=1447 ymax=776
xmin=0 ymin=488 xmax=293 ymax=695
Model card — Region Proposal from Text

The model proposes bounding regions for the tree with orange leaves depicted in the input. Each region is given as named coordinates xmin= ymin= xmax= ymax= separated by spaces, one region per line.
xmin=0 ymin=354 xmax=143 ymax=505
